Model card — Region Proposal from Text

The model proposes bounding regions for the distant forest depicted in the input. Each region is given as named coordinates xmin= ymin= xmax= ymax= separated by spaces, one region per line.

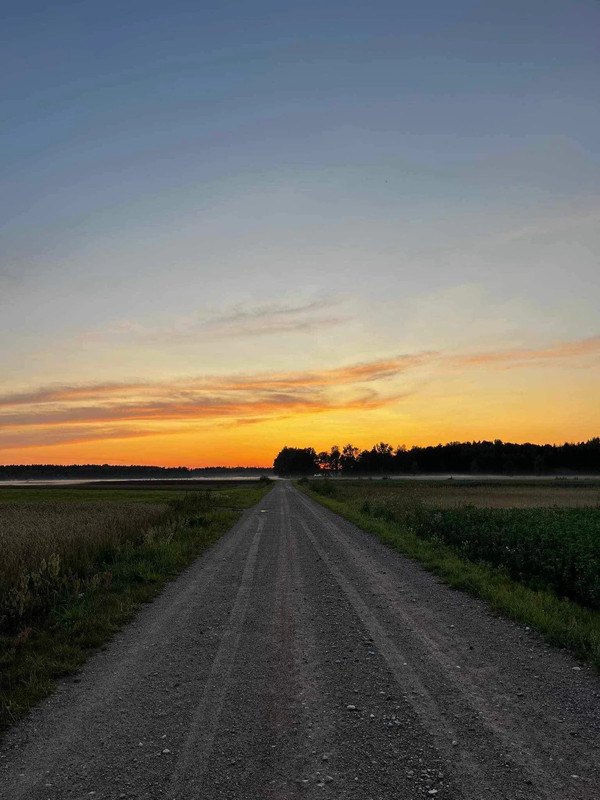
xmin=273 ymin=438 xmax=600 ymax=476
xmin=0 ymin=464 xmax=271 ymax=481
xmin=3 ymin=438 xmax=599 ymax=481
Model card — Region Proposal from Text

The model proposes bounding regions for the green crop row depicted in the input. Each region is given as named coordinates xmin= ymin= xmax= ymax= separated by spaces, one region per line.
xmin=407 ymin=506 xmax=600 ymax=609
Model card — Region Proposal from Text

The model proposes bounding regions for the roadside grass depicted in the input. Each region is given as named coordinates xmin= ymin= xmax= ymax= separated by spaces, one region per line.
xmin=298 ymin=480 xmax=600 ymax=671
xmin=0 ymin=483 xmax=271 ymax=733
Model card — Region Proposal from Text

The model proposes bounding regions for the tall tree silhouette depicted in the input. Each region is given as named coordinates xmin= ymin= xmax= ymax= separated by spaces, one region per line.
xmin=273 ymin=447 xmax=320 ymax=476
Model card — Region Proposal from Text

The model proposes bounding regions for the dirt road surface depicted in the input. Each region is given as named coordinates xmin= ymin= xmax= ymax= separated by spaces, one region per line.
xmin=1 ymin=482 xmax=599 ymax=799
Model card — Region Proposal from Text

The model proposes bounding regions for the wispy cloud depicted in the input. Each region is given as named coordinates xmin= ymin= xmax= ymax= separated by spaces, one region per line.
xmin=0 ymin=353 xmax=428 ymax=410
xmin=0 ymin=425 xmax=173 ymax=450
xmin=1 ymin=333 xmax=598 ymax=448
xmin=0 ymin=389 xmax=401 ymax=429
xmin=99 ymin=297 xmax=348 ymax=343
xmin=448 ymin=335 xmax=600 ymax=369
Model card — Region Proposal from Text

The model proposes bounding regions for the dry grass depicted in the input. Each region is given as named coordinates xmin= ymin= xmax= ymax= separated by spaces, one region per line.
xmin=0 ymin=502 xmax=168 ymax=633
xmin=417 ymin=484 xmax=600 ymax=509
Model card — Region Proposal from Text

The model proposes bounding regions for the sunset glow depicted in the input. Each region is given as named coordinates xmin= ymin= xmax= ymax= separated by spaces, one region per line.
xmin=3 ymin=334 xmax=599 ymax=465
xmin=2 ymin=1 xmax=599 ymax=467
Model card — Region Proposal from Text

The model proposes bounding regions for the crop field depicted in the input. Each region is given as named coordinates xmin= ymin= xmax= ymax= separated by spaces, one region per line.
xmin=331 ymin=478 xmax=600 ymax=509
xmin=409 ymin=481 xmax=600 ymax=509
xmin=0 ymin=501 xmax=168 ymax=633
xmin=0 ymin=480 xmax=272 ymax=730
xmin=302 ymin=478 xmax=600 ymax=666
xmin=308 ymin=479 xmax=600 ymax=607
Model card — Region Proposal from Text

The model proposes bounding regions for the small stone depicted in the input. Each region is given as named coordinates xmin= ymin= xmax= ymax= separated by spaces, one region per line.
xmin=346 ymin=704 xmax=357 ymax=711
xmin=162 ymin=748 xmax=171 ymax=754
xmin=572 ymin=667 xmax=582 ymax=671
xmin=428 ymin=791 xmax=438 ymax=796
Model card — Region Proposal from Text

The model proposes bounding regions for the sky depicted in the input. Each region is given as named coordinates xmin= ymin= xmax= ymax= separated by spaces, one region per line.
xmin=1 ymin=0 xmax=599 ymax=466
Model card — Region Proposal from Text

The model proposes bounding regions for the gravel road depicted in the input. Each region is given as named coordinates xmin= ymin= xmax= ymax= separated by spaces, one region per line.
xmin=1 ymin=481 xmax=599 ymax=799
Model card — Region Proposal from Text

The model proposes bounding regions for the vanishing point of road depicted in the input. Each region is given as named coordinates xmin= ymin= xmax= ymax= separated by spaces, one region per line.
xmin=1 ymin=482 xmax=598 ymax=799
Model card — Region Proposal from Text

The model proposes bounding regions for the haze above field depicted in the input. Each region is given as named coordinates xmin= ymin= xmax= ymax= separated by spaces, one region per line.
xmin=1 ymin=0 xmax=599 ymax=466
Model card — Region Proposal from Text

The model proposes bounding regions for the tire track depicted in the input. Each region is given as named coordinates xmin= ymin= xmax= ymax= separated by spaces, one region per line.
xmin=296 ymin=516 xmax=484 ymax=793
xmin=168 ymin=516 xmax=265 ymax=799
xmin=277 ymin=487 xmax=338 ymax=794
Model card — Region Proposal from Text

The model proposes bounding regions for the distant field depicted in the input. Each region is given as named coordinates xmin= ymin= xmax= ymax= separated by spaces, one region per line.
xmin=324 ymin=478 xmax=600 ymax=509
xmin=0 ymin=478 xmax=265 ymax=505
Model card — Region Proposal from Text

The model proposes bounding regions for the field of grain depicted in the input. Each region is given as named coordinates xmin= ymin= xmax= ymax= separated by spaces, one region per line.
xmin=0 ymin=482 xmax=268 ymax=635
xmin=0 ymin=502 xmax=169 ymax=633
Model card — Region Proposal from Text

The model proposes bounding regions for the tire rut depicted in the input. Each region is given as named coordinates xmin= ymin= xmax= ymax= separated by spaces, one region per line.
xmin=168 ymin=516 xmax=265 ymax=798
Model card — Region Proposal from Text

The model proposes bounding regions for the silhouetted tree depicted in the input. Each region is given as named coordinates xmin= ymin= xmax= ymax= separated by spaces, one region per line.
xmin=273 ymin=447 xmax=320 ymax=476
xmin=329 ymin=446 xmax=341 ymax=474
xmin=340 ymin=444 xmax=359 ymax=473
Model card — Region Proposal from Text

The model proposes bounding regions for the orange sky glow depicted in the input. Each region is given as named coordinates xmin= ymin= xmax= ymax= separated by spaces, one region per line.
xmin=2 ymin=2 xmax=599 ymax=470
xmin=2 ymin=335 xmax=599 ymax=467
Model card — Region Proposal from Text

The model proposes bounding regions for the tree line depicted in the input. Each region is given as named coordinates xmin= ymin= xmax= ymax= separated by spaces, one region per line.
xmin=0 ymin=464 xmax=271 ymax=481
xmin=272 ymin=438 xmax=600 ymax=476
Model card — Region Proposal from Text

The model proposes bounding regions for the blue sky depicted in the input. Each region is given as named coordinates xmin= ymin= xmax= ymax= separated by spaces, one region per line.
xmin=1 ymin=0 xmax=599 ymax=462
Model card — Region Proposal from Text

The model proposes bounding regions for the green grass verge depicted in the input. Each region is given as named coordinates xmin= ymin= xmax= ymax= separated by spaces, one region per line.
xmin=0 ymin=483 xmax=271 ymax=734
xmin=298 ymin=484 xmax=600 ymax=670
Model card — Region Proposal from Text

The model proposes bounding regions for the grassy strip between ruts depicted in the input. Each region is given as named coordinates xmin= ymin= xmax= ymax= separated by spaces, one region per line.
xmin=0 ymin=483 xmax=272 ymax=734
xmin=297 ymin=483 xmax=600 ymax=671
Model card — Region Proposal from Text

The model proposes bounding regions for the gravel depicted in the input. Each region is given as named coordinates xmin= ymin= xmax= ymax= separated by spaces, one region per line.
xmin=0 ymin=481 xmax=598 ymax=799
